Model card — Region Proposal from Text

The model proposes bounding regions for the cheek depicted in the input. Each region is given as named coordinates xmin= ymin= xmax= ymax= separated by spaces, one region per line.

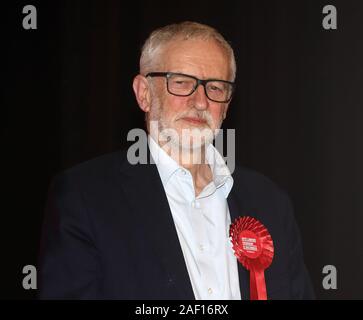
xmin=163 ymin=95 xmax=189 ymax=117
xmin=210 ymin=105 xmax=226 ymax=122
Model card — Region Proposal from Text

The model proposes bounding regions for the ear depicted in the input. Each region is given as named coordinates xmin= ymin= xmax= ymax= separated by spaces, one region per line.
xmin=132 ymin=74 xmax=151 ymax=112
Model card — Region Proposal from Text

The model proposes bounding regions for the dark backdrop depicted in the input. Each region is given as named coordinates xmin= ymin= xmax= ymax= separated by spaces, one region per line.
xmin=2 ymin=0 xmax=363 ymax=299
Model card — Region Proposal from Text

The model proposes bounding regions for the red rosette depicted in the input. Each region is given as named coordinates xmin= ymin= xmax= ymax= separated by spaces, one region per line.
xmin=229 ymin=216 xmax=274 ymax=300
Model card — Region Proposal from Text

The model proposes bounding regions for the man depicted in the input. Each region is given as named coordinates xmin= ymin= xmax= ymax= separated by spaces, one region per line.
xmin=39 ymin=21 xmax=314 ymax=299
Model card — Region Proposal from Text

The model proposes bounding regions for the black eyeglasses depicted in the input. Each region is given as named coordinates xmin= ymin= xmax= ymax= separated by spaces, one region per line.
xmin=146 ymin=72 xmax=235 ymax=103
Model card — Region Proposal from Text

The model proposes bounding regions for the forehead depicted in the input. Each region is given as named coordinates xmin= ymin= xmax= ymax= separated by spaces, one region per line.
xmin=159 ymin=39 xmax=230 ymax=80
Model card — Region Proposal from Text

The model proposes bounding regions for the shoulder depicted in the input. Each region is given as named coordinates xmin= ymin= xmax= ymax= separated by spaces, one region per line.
xmin=50 ymin=150 xmax=129 ymax=194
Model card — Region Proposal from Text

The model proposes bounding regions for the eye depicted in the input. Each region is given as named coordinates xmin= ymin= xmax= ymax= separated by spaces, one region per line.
xmin=209 ymin=85 xmax=222 ymax=91
xmin=208 ymin=84 xmax=224 ymax=92
xmin=175 ymin=80 xmax=187 ymax=85
xmin=170 ymin=77 xmax=194 ymax=88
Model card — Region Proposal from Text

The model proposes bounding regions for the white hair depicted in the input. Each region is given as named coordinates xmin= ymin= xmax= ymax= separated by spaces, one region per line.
xmin=139 ymin=21 xmax=236 ymax=81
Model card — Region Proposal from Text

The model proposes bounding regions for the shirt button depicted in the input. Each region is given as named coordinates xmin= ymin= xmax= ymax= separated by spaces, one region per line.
xmin=193 ymin=200 xmax=201 ymax=209
xmin=199 ymin=244 xmax=204 ymax=252
xmin=208 ymin=288 xmax=213 ymax=295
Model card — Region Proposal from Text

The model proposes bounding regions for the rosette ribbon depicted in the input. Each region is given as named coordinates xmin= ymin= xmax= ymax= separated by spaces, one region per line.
xmin=229 ymin=216 xmax=274 ymax=300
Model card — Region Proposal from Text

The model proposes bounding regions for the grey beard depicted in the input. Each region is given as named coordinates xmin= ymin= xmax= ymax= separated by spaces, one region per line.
xmin=149 ymin=95 xmax=222 ymax=151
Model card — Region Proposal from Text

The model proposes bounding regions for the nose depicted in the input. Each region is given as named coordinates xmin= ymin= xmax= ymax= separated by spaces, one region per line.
xmin=192 ymin=84 xmax=209 ymax=110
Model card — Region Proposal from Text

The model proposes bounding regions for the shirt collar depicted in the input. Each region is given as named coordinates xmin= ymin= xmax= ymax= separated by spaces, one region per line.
xmin=148 ymin=135 xmax=234 ymax=198
xmin=205 ymin=142 xmax=234 ymax=197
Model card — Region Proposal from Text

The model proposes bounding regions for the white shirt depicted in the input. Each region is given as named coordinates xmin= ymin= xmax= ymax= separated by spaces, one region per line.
xmin=149 ymin=136 xmax=241 ymax=300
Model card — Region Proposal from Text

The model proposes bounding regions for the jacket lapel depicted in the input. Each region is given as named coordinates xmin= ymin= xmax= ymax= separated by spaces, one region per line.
xmin=118 ymin=150 xmax=195 ymax=299
xmin=228 ymin=188 xmax=250 ymax=300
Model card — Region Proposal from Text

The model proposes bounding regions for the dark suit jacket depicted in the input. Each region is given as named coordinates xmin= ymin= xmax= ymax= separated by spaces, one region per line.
xmin=38 ymin=149 xmax=315 ymax=299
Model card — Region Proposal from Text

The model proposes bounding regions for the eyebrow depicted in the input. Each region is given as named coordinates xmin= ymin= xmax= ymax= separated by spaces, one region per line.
xmin=167 ymin=71 xmax=229 ymax=81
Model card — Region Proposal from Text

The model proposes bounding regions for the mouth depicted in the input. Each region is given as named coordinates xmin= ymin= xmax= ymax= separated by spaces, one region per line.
xmin=180 ymin=117 xmax=207 ymax=126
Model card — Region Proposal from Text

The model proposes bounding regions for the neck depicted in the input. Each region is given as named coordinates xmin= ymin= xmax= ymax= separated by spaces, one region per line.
xmin=156 ymin=138 xmax=213 ymax=196
xmin=159 ymin=139 xmax=207 ymax=167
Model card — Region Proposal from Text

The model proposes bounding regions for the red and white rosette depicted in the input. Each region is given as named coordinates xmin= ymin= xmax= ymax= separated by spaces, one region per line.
xmin=229 ymin=216 xmax=274 ymax=300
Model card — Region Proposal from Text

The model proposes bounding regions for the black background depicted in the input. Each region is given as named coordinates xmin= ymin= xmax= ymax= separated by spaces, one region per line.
xmin=2 ymin=0 xmax=363 ymax=299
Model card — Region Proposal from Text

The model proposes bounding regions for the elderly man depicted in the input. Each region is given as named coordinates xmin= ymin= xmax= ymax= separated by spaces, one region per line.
xmin=39 ymin=21 xmax=314 ymax=299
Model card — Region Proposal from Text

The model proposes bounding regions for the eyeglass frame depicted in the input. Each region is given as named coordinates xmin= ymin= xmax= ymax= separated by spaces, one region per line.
xmin=145 ymin=72 xmax=235 ymax=103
